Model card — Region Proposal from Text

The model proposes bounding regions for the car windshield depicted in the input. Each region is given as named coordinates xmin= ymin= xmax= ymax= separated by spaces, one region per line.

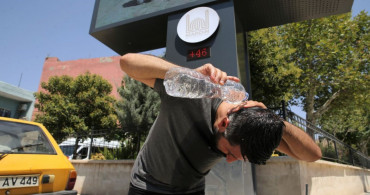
xmin=59 ymin=145 xmax=75 ymax=156
xmin=0 ymin=121 xmax=55 ymax=154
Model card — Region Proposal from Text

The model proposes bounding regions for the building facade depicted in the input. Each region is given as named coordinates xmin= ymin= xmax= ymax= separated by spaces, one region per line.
xmin=39 ymin=56 xmax=123 ymax=98
xmin=0 ymin=81 xmax=35 ymax=120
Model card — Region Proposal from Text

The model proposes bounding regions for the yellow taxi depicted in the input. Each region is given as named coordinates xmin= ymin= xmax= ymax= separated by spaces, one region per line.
xmin=0 ymin=117 xmax=77 ymax=195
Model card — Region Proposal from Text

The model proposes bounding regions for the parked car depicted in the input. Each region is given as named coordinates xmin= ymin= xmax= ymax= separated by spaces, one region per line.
xmin=59 ymin=137 xmax=120 ymax=160
xmin=0 ymin=117 xmax=77 ymax=195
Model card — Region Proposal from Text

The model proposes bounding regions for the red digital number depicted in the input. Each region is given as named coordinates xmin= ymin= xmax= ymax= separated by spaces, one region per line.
xmin=196 ymin=49 xmax=201 ymax=57
xmin=187 ymin=47 xmax=210 ymax=61
xmin=201 ymin=48 xmax=207 ymax=56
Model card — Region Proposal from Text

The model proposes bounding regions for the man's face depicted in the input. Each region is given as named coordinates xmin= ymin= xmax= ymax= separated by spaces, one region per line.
xmin=215 ymin=131 xmax=244 ymax=163
xmin=214 ymin=103 xmax=247 ymax=163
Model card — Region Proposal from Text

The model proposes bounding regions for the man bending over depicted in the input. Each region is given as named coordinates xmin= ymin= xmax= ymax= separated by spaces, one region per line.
xmin=120 ymin=53 xmax=322 ymax=195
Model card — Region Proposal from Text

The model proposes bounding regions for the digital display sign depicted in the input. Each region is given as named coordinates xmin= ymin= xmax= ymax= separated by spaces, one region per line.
xmin=187 ymin=47 xmax=211 ymax=61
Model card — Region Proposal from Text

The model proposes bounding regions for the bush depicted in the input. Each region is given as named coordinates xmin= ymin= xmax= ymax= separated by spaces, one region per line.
xmin=91 ymin=153 xmax=106 ymax=160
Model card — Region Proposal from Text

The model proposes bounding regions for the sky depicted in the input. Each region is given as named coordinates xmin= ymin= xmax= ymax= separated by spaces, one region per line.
xmin=0 ymin=0 xmax=369 ymax=117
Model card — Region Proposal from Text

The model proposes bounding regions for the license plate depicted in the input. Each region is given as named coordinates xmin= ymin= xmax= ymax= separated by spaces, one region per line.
xmin=0 ymin=175 xmax=39 ymax=189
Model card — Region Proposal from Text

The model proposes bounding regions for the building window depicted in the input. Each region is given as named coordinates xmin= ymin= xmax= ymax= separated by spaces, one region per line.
xmin=0 ymin=108 xmax=11 ymax=117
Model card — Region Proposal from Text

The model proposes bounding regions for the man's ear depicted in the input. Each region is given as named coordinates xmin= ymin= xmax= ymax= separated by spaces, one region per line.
xmin=217 ymin=116 xmax=230 ymax=133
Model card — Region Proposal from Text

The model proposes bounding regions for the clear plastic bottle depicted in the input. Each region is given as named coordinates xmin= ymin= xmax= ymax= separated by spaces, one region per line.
xmin=164 ymin=67 xmax=248 ymax=104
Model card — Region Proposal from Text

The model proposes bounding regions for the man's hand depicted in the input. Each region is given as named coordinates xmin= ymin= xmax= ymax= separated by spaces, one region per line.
xmin=227 ymin=100 xmax=267 ymax=115
xmin=195 ymin=63 xmax=240 ymax=85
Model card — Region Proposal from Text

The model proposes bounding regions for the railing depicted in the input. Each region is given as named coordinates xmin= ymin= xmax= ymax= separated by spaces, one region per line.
xmin=272 ymin=101 xmax=370 ymax=169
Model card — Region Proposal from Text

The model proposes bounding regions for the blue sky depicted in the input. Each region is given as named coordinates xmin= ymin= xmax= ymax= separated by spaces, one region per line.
xmin=0 ymin=0 xmax=368 ymax=117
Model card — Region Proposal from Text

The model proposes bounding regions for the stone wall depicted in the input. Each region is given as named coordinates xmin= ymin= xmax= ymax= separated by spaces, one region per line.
xmin=72 ymin=160 xmax=134 ymax=195
xmin=255 ymin=157 xmax=370 ymax=195
xmin=72 ymin=157 xmax=370 ymax=195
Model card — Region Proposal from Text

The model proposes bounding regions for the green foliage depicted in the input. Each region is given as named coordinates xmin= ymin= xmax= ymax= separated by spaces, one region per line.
xmin=91 ymin=153 xmax=106 ymax=160
xmin=98 ymin=147 xmax=115 ymax=160
xmin=318 ymin=140 xmax=352 ymax=164
xmin=34 ymin=73 xmax=118 ymax=142
xmin=317 ymin=12 xmax=370 ymax=155
xmin=114 ymin=139 xmax=138 ymax=160
xmin=248 ymin=27 xmax=301 ymax=107
xmin=319 ymin=89 xmax=369 ymax=154
xmin=115 ymin=76 xmax=160 ymax=158
xmin=282 ymin=12 xmax=368 ymax=122
xmin=318 ymin=142 xmax=337 ymax=160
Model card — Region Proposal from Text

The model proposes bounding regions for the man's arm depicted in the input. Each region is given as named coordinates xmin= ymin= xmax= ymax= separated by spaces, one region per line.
xmin=120 ymin=53 xmax=240 ymax=87
xmin=276 ymin=121 xmax=322 ymax=162
xmin=120 ymin=53 xmax=179 ymax=87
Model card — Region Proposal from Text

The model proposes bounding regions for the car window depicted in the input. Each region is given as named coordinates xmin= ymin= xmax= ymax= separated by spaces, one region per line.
xmin=0 ymin=121 xmax=56 ymax=154
xmin=78 ymin=147 xmax=88 ymax=159
xmin=60 ymin=145 xmax=75 ymax=156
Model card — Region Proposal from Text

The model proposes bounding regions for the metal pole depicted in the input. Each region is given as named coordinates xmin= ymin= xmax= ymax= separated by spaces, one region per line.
xmin=89 ymin=128 xmax=94 ymax=159
xmin=242 ymin=31 xmax=252 ymax=97
xmin=281 ymin=100 xmax=287 ymax=120
xmin=242 ymin=30 xmax=257 ymax=195
xmin=333 ymin=141 xmax=339 ymax=162
xmin=349 ymin=149 xmax=354 ymax=166
xmin=18 ymin=73 xmax=23 ymax=87
xmin=305 ymin=184 xmax=308 ymax=195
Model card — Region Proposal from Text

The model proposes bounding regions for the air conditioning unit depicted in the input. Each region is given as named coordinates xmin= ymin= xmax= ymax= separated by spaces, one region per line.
xmin=19 ymin=103 xmax=28 ymax=111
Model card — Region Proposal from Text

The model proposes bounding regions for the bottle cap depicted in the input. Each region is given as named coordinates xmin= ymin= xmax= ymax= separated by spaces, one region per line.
xmin=242 ymin=92 xmax=249 ymax=102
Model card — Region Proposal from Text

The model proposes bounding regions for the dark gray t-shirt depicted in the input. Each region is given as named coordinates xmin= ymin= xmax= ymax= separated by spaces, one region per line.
xmin=130 ymin=79 xmax=224 ymax=194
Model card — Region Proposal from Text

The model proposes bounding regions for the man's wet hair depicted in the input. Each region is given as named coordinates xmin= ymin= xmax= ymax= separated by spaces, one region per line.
xmin=225 ymin=107 xmax=284 ymax=165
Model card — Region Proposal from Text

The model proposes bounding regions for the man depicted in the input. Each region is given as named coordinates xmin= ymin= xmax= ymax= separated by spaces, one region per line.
xmin=120 ymin=53 xmax=322 ymax=195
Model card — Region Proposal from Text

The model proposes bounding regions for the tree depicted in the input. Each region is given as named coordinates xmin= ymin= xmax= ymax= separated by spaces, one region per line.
xmin=247 ymin=11 xmax=369 ymax=153
xmin=34 ymin=73 xmax=118 ymax=158
xmin=115 ymin=76 xmax=160 ymax=158
xmin=318 ymin=11 xmax=369 ymax=154
xmin=249 ymin=12 xmax=368 ymax=119
xmin=280 ymin=12 xmax=368 ymax=126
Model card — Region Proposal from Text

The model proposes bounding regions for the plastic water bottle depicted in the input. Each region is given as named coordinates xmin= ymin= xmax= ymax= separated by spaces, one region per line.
xmin=164 ymin=67 xmax=248 ymax=104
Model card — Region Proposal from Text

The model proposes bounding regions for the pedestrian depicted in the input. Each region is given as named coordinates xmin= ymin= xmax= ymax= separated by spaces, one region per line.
xmin=120 ymin=53 xmax=322 ymax=195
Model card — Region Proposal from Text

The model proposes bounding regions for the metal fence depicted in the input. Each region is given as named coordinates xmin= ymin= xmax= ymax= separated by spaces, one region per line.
xmin=286 ymin=110 xmax=370 ymax=168
xmin=273 ymin=102 xmax=370 ymax=169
